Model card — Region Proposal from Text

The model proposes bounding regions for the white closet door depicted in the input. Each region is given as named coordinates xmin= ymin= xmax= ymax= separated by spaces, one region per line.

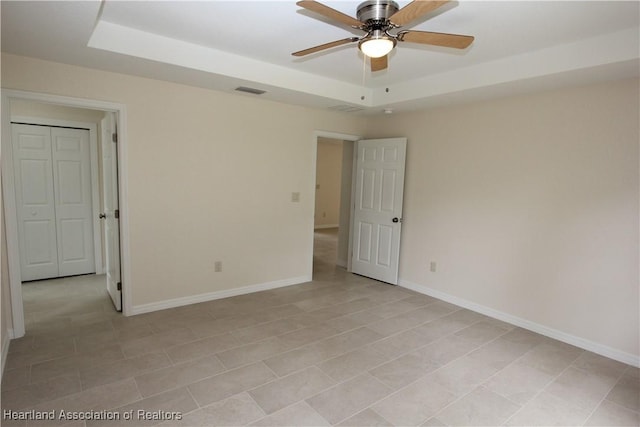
xmin=11 ymin=124 xmax=59 ymax=281
xmin=351 ymin=138 xmax=407 ymax=285
xmin=51 ymin=127 xmax=96 ymax=277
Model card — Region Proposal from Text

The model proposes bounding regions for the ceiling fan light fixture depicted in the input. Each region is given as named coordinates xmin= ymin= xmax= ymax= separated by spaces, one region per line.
xmin=359 ymin=30 xmax=395 ymax=58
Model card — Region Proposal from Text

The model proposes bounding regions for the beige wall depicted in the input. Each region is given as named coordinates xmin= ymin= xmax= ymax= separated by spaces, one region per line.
xmin=10 ymin=100 xmax=105 ymax=123
xmin=367 ymin=78 xmax=640 ymax=358
xmin=315 ymin=139 xmax=343 ymax=227
xmin=1 ymin=53 xmax=368 ymax=310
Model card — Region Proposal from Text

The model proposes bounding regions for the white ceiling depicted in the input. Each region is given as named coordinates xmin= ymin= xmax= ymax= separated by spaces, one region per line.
xmin=2 ymin=1 xmax=639 ymax=114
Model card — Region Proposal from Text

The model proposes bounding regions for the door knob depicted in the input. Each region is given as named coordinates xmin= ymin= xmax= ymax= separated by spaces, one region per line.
xmin=99 ymin=213 xmax=106 ymax=219
xmin=392 ymin=217 xmax=400 ymax=223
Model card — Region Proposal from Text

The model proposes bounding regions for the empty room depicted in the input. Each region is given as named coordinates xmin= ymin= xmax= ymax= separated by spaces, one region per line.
xmin=1 ymin=1 xmax=638 ymax=426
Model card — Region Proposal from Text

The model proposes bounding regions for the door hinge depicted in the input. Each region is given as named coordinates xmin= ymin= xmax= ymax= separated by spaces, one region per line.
xmin=114 ymin=209 xmax=120 ymax=219
xmin=112 ymin=132 xmax=118 ymax=143
xmin=117 ymin=282 xmax=122 ymax=291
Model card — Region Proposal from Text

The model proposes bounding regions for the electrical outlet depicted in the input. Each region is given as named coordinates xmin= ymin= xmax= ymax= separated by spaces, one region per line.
xmin=430 ymin=261 xmax=437 ymax=272
xmin=291 ymin=192 xmax=300 ymax=202
xmin=214 ymin=261 xmax=222 ymax=272
xmin=316 ymin=184 xmax=320 ymax=190
xmin=323 ymin=211 xmax=326 ymax=217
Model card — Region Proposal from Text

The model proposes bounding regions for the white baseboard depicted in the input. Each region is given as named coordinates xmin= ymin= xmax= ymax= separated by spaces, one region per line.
xmin=131 ymin=275 xmax=312 ymax=316
xmin=314 ymin=224 xmax=339 ymax=230
xmin=1 ymin=328 xmax=12 ymax=381
xmin=399 ymin=279 xmax=640 ymax=368
xmin=336 ymin=259 xmax=347 ymax=268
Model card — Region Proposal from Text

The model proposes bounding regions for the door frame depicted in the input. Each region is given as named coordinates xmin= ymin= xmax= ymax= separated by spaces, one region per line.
xmin=310 ymin=131 xmax=360 ymax=277
xmin=10 ymin=116 xmax=104 ymax=276
xmin=1 ymin=89 xmax=132 ymax=338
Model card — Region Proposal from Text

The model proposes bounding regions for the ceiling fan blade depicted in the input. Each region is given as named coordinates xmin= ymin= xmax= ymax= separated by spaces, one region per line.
xmin=399 ymin=30 xmax=474 ymax=49
xmin=292 ymin=37 xmax=358 ymax=57
xmin=371 ymin=55 xmax=388 ymax=72
xmin=389 ymin=0 xmax=449 ymax=27
xmin=296 ymin=0 xmax=362 ymax=28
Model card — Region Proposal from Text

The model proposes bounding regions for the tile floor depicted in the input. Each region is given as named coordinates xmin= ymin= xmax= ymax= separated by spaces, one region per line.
xmin=1 ymin=228 xmax=638 ymax=426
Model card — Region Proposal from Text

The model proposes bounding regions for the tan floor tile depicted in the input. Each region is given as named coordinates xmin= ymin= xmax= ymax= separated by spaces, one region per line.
xmin=421 ymin=417 xmax=447 ymax=426
xmin=453 ymin=321 xmax=509 ymax=346
xmin=467 ymin=336 xmax=535 ymax=370
xmin=264 ymin=327 xmax=383 ymax=377
xmin=263 ymin=344 xmax=328 ymax=378
xmin=572 ymin=351 xmax=629 ymax=380
xmin=135 ymin=355 xmax=226 ymax=397
xmin=306 ymin=374 xmax=392 ymax=425
xmin=5 ymin=342 xmax=76 ymax=371
xmin=26 ymin=379 xmax=141 ymax=427
xmin=231 ymin=317 xmax=311 ymax=344
xmin=277 ymin=324 xmax=341 ymax=349
xmin=185 ymin=315 xmax=263 ymax=338
xmin=483 ymin=361 xmax=555 ymax=405
xmin=606 ymin=373 xmax=640 ymax=412
xmin=505 ymin=391 xmax=592 ymax=426
xmin=411 ymin=316 xmax=472 ymax=342
xmin=1 ymin=367 xmax=31 ymax=391
xmin=412 ymin=335 xmax=479 ymax=367
xmin=317 ymin=346 xmax=388 ymax=382
xmin=369 ymin=351 xmax=441 ymax=390
xmin=216 ymin=337 xmax=294 ymax=369
xmin=249 ymin=366 xmax=335 ymax=414
xmin=1 ymin=375 xmax=82 ymax=411
xmin=119 ymin=327 xmax=199 ymax=358
xmin=368 ymin=306 xmax=451 ymax=337
xmin=545 ymin=366 xmax=619 ymax=411
xmin=518 ymin=340 xmax=583 ymax=375
xmin=188 ymin=362 xmax=276 ymax=407
xmin=337 ymin=409 xmax=393 ymax=426
xmin=430 ymin=355 xmax=501 ymax=396
xmin=372 ymin=375 xmax=457 ymax=426
xmin=164 ymin=332 xmax=240 ymax=364
xmin=436 ymin=386 xmax=521 ymax=426
xmin=368 ymin=329 xmax=429 ymax=359
xmin=585 ymin=400 xmax=640 ymax=426
xmin=167 ymin=392 xmax=265 ymax=426
xmin=80 ymin=352 xmax=172 ymax=390
xmin=31 ymin=345 xmax=125 ymax=383
xmin=86 ymin=387 xmax=198 ymax=427
xmin=251 ymin=401 xmax=330 ymax=426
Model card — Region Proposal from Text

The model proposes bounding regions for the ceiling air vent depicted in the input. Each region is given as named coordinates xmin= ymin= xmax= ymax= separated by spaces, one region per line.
xmin=328 ymin=105 xmax=364 ymax=113
xmin=235 ymin=86 xmax=266 ymax=95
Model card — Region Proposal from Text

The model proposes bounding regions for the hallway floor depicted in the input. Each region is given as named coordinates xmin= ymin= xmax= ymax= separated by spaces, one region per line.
xmin=1 ymin=230 xmax=638 ymax=426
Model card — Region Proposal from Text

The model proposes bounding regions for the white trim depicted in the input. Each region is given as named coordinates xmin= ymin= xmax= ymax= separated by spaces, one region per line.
xmin=336 ymin=259 xmax=347 ymax=268
xmin=131 ymin=275 xmax=311 ymax=315
xmin=10 ymin=115 xmax=104 ymax=275
xmin=1 ymin=329 xmax=12 ymax=380
xmin=1 ymin=89 xmax=133 ymax=340
xmin=314 ymin=224 xmax=339 ymax=230
xmin=311 ymin=131 xmax=361 ymax=278
xmin=399 ymin=279 xmax=640 ymax=368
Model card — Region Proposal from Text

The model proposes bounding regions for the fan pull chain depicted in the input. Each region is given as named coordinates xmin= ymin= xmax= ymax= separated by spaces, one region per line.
xmin=362 ymin=54 xmax=367 ymax=91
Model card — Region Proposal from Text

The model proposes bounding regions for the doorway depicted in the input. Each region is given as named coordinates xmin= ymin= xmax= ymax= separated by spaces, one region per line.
xmin=311 ymin=132 xmax=358 ymax=279
xmin=1 ymin=90 xmax=131 ymax=338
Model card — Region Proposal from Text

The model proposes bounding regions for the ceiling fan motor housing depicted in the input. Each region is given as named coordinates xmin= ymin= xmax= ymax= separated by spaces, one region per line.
xmin=357 ymin=0 xmax=400 ymax=25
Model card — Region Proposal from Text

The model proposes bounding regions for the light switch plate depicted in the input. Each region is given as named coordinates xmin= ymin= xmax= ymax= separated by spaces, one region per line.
xmin=292 ymin=192 xmax=300 ymax=202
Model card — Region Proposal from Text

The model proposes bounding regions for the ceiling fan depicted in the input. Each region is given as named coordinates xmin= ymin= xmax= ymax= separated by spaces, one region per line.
xmin=292 ymin=0 xmax=474 ymax=71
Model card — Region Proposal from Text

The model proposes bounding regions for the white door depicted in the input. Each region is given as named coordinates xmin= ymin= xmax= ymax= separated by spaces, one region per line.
xmin=11 ymin=124 xmax=59 ymax=281
xmin=351 ymin=138 xmax=407 ymax=284
xmin=51 ymin=127 xmax=96 ymax=277
xmin=101 ymin=112 xmax=122 ymax=311
xmin=12 ymin=124 xmax=96 ymax=281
